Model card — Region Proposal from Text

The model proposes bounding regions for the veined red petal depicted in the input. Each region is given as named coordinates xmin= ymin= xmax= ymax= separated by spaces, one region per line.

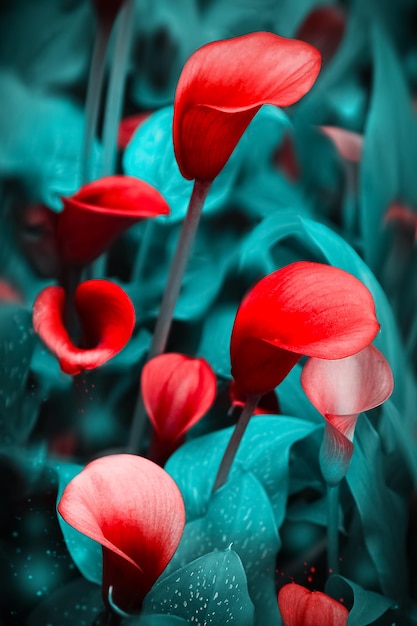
xmin=230 ymin=262 xmax=380 ymax=396
xmin=142 ymin=353 xmax=216 ymax=443
xmin=173 ymin=32 xmax=321 ymax=181
xmin=278 ymin=583 xmax=348 ymax=626
xmin=57 ymin=454 xmax=185 ymax=613
xmin=33 ymin=280 xmax=135 ymax=375
xmin=320 ymin=126 xmax=363 ymax=163
xmin=58 ymin=176 xmax=170 ymax=265
xmin=300 ymin=345 xmax=394 ymax=429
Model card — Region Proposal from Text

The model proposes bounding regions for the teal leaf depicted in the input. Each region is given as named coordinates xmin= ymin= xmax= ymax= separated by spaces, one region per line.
xmin=133 ymin=616 xmax=188 ymax=626
xmin=196 ymin=304 xmax=236 ymax=378
xmin=360 ymin=26 xmax=417 ymax=273
xmin=143 ymin=548 xmax=255 ymax=626
xmin=325 ymin=575 xmax=397 ymax=626
xmin=346 ymin=417 xmax=408 ymax=600
xmin=51 ymin=461 xmax=102 ymax=585
xmin=0 ymin=305 xmax=37 ymax=445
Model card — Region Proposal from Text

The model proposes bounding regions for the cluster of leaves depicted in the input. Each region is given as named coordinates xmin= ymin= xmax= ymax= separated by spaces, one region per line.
xmin=1 ymin=0 xmax=417 ymax=625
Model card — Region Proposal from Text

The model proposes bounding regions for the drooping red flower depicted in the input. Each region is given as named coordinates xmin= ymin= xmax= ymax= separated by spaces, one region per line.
xmin=118 ymin=113 xmax=151 ymax=150
xmin=278 ymin=583 xmax=349 ymax=626
xmin=229 ymin=380 xmax=280 ymax=416
xmin=320 ymin=126 xmax=363 ymax=163
xmin=33 ymin=279 xmax=135 ymax=375
xmin=230 ymin=262 xmax=380 ymax=397
xmin=296 ymin=6 xmax=346 ymax=67
xmin=142 ymin=353 xmax=216 ymax=462
xmin=58 ymin=454 xmax=185 ymax=613
xmin=58 ymin=175 xmax=170 ymax=266
xmin=173 ymin=32 xmax=321 ymax=181
xmin=300 ymin=344 xmax=393 ymax=484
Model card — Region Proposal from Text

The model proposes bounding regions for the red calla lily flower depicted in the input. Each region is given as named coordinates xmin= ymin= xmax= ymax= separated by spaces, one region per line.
xmin=296 ymin=6 xmax=346 ymax=66
xmin=278 ymin=583 xmax=348 ymax=626
xmin=320 ymin=126 xmax=363 ymax=163
xmin=33 ymin=279 xmax=135 ymax=375
xmin=118 ymin=113 xmax=151 ymax=150
xmin=229 ymin=380 xmax=280 ymax=416
xmin=58 ymin=454 xmax=186 ymax=613
xmin=230 ymin=262 xmax=380 ymax=397
xmin=142 ymin=353 xmax=216 ymax=462
xmin=58 ymin=175 xmax=170 ymax=266
xmin=173 ymin=32 xmax=321 ymax=181
xmin=300 ymin=344 xmax=393 ymax=484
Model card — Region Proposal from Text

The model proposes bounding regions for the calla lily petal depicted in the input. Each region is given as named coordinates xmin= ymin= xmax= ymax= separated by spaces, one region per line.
xmin=142 ymin=353 xmax=217 ymax=444
xmin=173 ymin=32 xmax=321 ymax=181
xmin=58 ymin=454 xmax=186 ymax=613
xmin=296 ymin=6 xmax=346 ymax=66
xmin=58 ymin=175 xmax=170 ymax=266
xmin=33 ymin=279 xmax=135 ymax=375
xmin=320 ymin=126 xmax=363 ymax=163
xmin=300 ymin=345 xmax=394 ymax=426
xmin=278 ymin=583 xmax=348 ymax=626
xmin=230 ymin=262 xmax=380 ymax=396
xmin=229 ymin=380 xmax=280 ymax=416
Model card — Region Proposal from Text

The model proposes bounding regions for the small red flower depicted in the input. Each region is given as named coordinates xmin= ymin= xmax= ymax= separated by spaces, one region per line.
xmin=230 ymin=262 xmax=380 ymax=397
xmin=118 ymin=113 xmax=151 ymax=150
xmin=58 ymin=454 xmax=186 ymax=613
xmin=173 ymin=32 xmax=321 ymax=181
xmin=278 ymin=583 xmax=349 ymax=626
xmin=300 ymin=344 xmax=393 ymax=484
xmin=296 ymin=6 xmax=346 ymax=66
xmin=320 ymin=126 xmax=363 ymax=163
xmin=58 ymin=175 xmax=170 ymax=266
xmin=142 ymin=353 xmax=216 ymax=462
xmin=0 ymin=279 xmax=23 ymax=304
xmin=33 ymin=279 xmax=135 ymax=375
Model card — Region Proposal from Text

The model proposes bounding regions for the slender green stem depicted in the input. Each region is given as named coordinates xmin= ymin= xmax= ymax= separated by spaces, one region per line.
xmin=327 ymin=483 xmax=340 ymax=575
xmin=132 ymin=220 xmax=155 ymax=283
xmin=212 ymin=394 xmax=260 ymax=492
xmin=127 ymin=179 xmax=212 ymax=453
xmin=81 ymin=18 xmax=112 ymax=185
xmin=101 ymin=0 xmax=135 ymax=177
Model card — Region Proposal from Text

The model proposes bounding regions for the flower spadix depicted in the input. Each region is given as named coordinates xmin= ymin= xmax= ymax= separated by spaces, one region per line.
xmin=58 ymin=454 xmax=185 ymax=613
xmin=230 ymin=262 xmax=380 ymax=397
xmin=278 ymin=583 xmax=348 ymax=626
xmin=58 ymin=175 xmax=170 ymax=266
xmin=173 ymin=32 xmax=321 ymax=181
xmin=142 ymin=353 xmax=216 ymax=461
xmin=33 ymin=279 xmax=135 ymax=375
xmin=301 ymin=344 xmax=393 ymax=485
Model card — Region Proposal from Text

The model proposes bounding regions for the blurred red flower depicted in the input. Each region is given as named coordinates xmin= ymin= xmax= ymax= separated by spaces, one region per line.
xmin=33 ymin=279 xmax=135 ymax=375
xmin=278 ymin=583 xmax=348 ymax=625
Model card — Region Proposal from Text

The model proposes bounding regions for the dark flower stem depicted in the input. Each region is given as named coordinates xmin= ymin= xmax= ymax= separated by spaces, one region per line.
xmin=60 ymin=266 xmax=82 ymax=343
xmin=212 ymin=394 xmax=260 ymax=492
xmin=132 ymin=220 xmax=156 ymax=283
xmin=128 ymin=179 xmax=212 ymax=453
xmin=81 ymin=18 xmax=112 ymax=185
xmin=327 ymin=483 xmax=340 ymax=575
xmin=101 ymin=0 xmax=135 ymax=177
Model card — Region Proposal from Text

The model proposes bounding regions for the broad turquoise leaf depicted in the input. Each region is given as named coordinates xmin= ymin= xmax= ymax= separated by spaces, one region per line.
xmin=0 ymin=305 xmax=36 ymax=445
xmin=346 ymin=417 xmax=408 ymax=600
xmin=325 ymin=574 xmax=397 ymax=626
xmin=134 ymin=616 xmax=188 ymax=626
xmin=360 ymin=26 xmax=417 ymax=273
xmin=196 ymin=304 xmax=236 ymax=378
xmin=164 ymin=472 xmax=278 ymax=626
xmin=143 ymin=548 xmax=255 ymax=626
xmin=51 ymin=462 xmax=102 ymax=585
